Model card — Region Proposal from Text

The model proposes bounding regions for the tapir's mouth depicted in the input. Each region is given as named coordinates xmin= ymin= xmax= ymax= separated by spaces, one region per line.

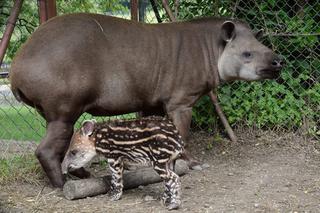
xmin=61 ymin=162 xmax=76 ymax=174
xmin=67 ymin=164 xmax=77 ymax=172
xmin=258 ymin=68 xmax=281 ymax=79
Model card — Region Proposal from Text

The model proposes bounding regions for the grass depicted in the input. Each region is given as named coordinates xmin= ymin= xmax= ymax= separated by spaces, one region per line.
xmin=0 ymin=105 xmax=45 ymax=142
xmin=0 ymin=105 xmax=136 ymax=142
xmin=0 ymin=154 xmax=45 ymax=185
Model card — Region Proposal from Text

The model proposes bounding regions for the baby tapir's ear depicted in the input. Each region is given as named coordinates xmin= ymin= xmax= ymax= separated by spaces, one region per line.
xmin=81 ymin=120 xmax=95 ymax=136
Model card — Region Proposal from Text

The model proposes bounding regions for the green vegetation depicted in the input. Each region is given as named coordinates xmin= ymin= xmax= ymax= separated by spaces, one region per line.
xmin=0 ymin=154 xmax=44 ymax=185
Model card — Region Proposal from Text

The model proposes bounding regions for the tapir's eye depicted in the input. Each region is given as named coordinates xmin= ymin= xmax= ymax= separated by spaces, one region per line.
xmin=242 ymin=51 xmax=252 ymax=58
xmin=70 ymin=150 xmax=78 ymax=156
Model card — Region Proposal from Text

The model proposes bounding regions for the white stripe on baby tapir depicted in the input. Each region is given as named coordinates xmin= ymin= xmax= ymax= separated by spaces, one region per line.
xmin=102 ymin=134 xmax=169 ymax=145
xmin=158 ymin=158 xmax=172 ymax=163
xmin=107 ymin=126 xmax=161 ymax=132
xmin=154 ymin=165 xmax=167 ymax=172
xmin=166 ymin=136 xmax=182 ymax=146
xmin=161 ymin=128 xmax=177 ymax=135
xmin=96 ymin=147 xmax=137 ymax=161
xmin=158 ymin=147 xmax=175 ymax=154
xmin=140 ymin=146 xmax=151 ymax=153
xmin=131 ymin=148 xmax=149 ymax=157
xmin=151 ymin=148 xmax=161 ymax=155
xmin=96 ymin=146 xmax=110 ymax=153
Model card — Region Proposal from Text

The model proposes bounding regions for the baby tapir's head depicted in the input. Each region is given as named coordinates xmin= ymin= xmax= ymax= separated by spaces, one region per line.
xmin=61 ymin=120 xmax=97 ymax=174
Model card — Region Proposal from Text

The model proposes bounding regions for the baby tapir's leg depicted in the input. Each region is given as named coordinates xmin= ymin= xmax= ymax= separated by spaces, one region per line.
xmin=108 ymin=158 xmax=124 ymax=201
xmin=153 ymin=162 xmax=181 ymax=210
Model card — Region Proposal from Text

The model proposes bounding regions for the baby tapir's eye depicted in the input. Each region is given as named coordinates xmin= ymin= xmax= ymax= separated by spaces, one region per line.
xmin=70 ymin=150 xmax=78 ymax=156
xmin=242 ymin=51 xmax=252 ymax=58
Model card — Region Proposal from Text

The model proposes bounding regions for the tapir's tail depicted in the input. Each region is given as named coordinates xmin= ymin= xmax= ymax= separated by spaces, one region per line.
xmin=11 ymin=87 xmax=22 ymax=102
xmin=11 ymin=86 xmax=35 ymax=108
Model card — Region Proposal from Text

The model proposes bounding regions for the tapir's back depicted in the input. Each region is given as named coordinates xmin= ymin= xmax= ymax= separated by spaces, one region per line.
xmin=9 ymin=13 xmax=158 ymax=115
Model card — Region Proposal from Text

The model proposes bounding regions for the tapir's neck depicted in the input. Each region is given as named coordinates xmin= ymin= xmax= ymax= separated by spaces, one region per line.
xmin=149 ymin=27 xmax=221 ymax=100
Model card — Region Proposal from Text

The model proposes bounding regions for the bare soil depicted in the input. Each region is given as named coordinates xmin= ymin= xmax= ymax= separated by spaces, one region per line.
xmin=1 ymin=130 xmax=319 ymax=212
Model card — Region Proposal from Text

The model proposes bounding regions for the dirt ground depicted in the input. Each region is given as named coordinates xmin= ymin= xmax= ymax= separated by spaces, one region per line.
xmin=0 ymin=130 xmax=319 ymax=212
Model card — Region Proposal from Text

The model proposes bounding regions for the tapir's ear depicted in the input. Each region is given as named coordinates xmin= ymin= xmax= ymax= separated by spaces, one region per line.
xmin=254 ymin=29 xmax=264 ymax=39
xmin=221 ymin=21 xmax=236 ymax=42
xmin=81 ymin=120 xmax=95 ymax=136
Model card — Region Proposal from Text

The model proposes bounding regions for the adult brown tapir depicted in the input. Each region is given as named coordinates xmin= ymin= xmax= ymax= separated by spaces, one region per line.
xmin=10 ymin=13 xmax=283 ymax=188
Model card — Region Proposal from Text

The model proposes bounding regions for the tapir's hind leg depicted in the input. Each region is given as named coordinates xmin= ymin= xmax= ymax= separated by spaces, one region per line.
xmin=35 ymin=120 xmax=74 ymax=187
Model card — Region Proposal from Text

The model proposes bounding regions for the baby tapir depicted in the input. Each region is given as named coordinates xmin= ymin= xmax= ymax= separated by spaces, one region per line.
xmin=61 ymin=116 xmax=184 ymax=210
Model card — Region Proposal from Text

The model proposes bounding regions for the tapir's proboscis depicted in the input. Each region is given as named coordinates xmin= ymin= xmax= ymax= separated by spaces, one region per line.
xmin=10 ymin=13 xmax=283 ymax=188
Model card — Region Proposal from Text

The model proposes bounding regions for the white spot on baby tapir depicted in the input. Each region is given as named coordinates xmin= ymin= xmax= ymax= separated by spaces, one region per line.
xmin=114 ymin=134 xmax=118 ymax=138
xmin=97 ymin=134 xmax=102 ymax=138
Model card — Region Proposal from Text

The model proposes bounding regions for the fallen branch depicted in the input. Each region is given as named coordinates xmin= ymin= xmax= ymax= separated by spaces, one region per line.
xmin=63 ymin=160 xmax=188 ymax=200
xmin=161 ymin=0 xmax=176 ymax=22
xmin=209 ymin=91 xmax=237 ymax=142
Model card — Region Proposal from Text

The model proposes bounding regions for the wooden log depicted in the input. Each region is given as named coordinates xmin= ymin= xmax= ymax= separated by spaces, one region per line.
xmin=63 ymin=160 xmax=188 ymax=200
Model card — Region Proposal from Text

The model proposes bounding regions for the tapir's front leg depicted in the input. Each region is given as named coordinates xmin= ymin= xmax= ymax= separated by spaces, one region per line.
xmin=167 ymin=107 xmax=192 ymax=140
xmin=167 ymin=107 xmax=200 ymax=169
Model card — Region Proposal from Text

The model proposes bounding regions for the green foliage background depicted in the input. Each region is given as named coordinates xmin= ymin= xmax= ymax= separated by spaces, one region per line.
xmin=0 ymin=0 xmax=319 ymax=139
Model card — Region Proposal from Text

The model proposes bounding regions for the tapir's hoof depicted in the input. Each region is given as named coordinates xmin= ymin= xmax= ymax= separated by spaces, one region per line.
xmin=69 ymin=167 xmax=91 ymax=178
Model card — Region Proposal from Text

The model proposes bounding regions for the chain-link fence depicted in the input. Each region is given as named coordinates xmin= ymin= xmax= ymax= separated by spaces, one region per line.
xmin=0 ymin=0 xmax=319 ymax=143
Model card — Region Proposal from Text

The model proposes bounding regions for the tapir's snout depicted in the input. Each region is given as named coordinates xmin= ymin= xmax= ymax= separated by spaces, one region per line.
xmin=271 ymin=55 xmax=284 ymax=71
xmin=257 ymin=53 xmax=284 ymax=79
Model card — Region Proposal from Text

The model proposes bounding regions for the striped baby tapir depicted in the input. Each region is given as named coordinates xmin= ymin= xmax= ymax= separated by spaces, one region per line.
xmin=61 ymin=116 xmax=184 ymax=210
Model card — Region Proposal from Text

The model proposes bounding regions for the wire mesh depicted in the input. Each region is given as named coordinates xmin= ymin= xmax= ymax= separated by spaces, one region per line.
xmin=0 ymin=0 xmax=319 ymax=143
